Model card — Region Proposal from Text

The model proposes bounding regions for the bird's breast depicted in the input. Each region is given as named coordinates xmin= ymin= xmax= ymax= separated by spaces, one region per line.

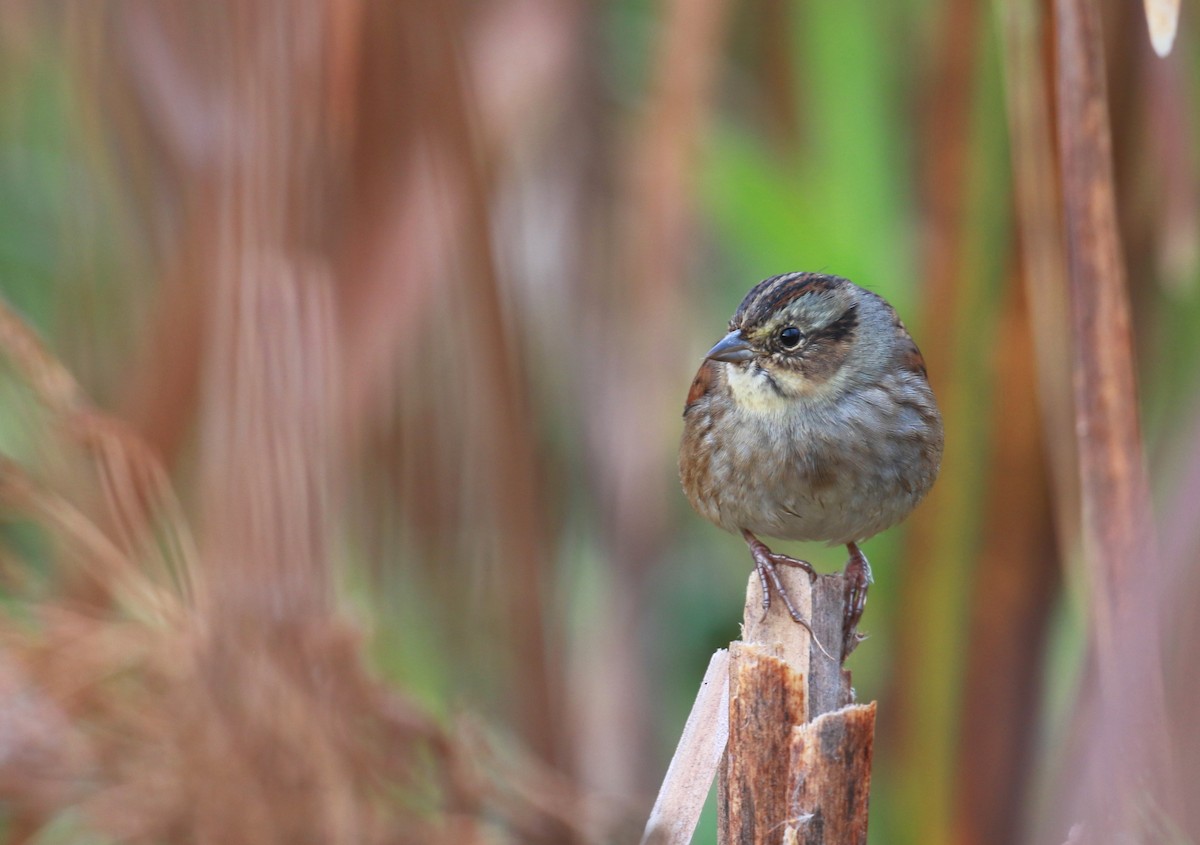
xmin=680 ymin=367 xmax=941 ymax=546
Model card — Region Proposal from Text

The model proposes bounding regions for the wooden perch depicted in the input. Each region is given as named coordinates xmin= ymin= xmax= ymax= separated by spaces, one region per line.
xmin=720 ymin=567 xmax=875 ymax=845
xmin=643 ymin=566 xmax=876 ymax=845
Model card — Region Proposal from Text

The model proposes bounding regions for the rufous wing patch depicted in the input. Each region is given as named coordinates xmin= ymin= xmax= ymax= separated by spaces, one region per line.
xmin=900 ymin=340 xmax=928 ymax=379
xmin=685 ymin=360 xmax=719 ymax=411
xmin=890 ymin=312 xmax=929 ymax=379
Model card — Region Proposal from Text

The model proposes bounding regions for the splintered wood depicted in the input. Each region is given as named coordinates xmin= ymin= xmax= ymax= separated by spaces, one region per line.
xmin=642 ymin=566 xmax=876 ymax=845
xmin=782 ymin=707 xmax=876 ymax=845
xmin=721 ymin=567 xmax=875 ymax=845
xmin=722 ymin=643 xmax=807 ymax=841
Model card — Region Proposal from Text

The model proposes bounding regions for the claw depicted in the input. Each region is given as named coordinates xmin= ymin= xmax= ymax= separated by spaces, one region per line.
xmin=738 ymin=531 xmax=837 ymax=661
xmin=768 ymin=550 xmax=819 ymax=583
xmin=741 ymin=530 xmax=817 ymax=630
xmin=842 ymin=542 xmax=872 ymax=658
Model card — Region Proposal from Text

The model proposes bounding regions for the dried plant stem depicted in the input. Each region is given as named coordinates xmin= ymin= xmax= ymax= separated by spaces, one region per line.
xmin=640 ymin=650 xmax=730 ymax=845
xmin=644 ymin=567 xmax=874 ymax=845
xmin=1055 ymin=0 xmax=1177 ymax=827
xmin=717 ymin=568 xmax=873 ymax=845
xmin=0 ymin=295 xmax=85 ymax=414
xmin=0 ymin=293 xmax=198 ymax=606
xmin=1056 ymin=0 xmax=1153 ymax=679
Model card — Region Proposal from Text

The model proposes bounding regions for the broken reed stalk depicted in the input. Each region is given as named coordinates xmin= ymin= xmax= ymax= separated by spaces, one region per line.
xmin=641 ymin=650 xmax=731 ymax=845
xmin=642 ymin=567 xmax=875 ymax=845
xmin=720 ymin=568 xmax=874 ymax=845
xmin=1054 ymin=0 xmax=1178 ymax=829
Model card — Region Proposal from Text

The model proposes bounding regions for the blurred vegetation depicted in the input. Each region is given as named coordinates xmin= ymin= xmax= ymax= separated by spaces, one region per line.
xmin=0 ymin=1 xmax=1195 ymax=844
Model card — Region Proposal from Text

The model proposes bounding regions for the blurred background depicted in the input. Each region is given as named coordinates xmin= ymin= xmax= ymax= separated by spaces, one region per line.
xmin=0 ymin=1 xmax=1196 ymax=843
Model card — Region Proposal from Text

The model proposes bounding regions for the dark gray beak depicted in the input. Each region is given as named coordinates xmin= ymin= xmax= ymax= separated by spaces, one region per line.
xmin=705 ymin=330 xmax=754 ymax=363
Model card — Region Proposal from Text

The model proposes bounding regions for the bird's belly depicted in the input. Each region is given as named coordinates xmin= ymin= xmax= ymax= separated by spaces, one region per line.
xmin=720 ymin=459 xmax=918 ymax=545
xmin=684 ymin=393 xmax=938 ymax=546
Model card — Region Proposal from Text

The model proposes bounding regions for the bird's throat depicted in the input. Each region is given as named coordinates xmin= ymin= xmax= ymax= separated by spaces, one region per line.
xmin=724 ymin=363 xmax=801 ymax=416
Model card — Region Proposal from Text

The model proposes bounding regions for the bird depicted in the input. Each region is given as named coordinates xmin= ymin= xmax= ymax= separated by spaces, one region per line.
xmin=678 ymin=271 xmax=943 ymax=652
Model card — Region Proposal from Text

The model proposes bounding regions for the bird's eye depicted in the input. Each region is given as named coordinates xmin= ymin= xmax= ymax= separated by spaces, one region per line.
xmin=779 ymin=326 xmax=803 ymax=349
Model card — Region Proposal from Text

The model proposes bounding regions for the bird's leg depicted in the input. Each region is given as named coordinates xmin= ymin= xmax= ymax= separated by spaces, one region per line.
xmin=741 ymin=530 xmax=817 ymax=627
xmin=842 ymin=542 xmax=873 ymax=657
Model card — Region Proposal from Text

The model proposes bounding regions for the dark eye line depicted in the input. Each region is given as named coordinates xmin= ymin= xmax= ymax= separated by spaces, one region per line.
xmin=818 ymin=304 xmax=859 ymax=344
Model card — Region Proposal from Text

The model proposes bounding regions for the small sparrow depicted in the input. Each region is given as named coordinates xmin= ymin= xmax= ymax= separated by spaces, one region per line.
xmin=679 ymin=272 xmax=943 ymax=652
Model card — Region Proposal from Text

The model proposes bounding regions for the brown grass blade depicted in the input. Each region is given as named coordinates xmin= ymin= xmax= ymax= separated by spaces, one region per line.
xmin=0 ymin=292 xmax=198 ymax=609
xmin=1054 ymin=0 xmax=1177 ymax=831
xmin=1055 ymin=0 xmax=1155 ymax=678
xmin=0 ymin=454 xmax=177 ymax=619
xmin=0 ymin=294 xmax=86 ymax=415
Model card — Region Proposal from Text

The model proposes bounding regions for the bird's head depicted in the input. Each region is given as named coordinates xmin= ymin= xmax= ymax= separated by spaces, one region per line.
xmin=705 ymin=272 xmax=869 ymax=410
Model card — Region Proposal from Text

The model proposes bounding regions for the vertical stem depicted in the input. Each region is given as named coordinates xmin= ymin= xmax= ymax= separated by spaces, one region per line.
xmin=1055 ymin=0 xmax=1176 ymax=830
xmin=1056 ymin=0 xmax=1151 ymax=664
xmin=718 ymin=569 xmax=872 ymax=845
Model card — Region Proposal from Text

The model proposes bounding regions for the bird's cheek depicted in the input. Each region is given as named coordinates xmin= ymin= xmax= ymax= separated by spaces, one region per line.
xmin=799 ymin=339 xmax=853 ymax=385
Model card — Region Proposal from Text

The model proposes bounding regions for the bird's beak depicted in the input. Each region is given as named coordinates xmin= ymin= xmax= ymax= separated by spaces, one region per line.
xmin=705 ymin=330 xmax=755 ymax=363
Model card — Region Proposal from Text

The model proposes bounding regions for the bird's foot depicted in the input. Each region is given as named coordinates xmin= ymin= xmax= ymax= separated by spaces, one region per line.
xmin=741 ymin=530 xmax=817 ymax=630
xmin=842 ymin=542 xmax=872 ymax=658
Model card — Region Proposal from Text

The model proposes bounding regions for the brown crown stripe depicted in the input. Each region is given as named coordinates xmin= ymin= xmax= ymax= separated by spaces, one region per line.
xmin=734 ymin=272 xmax=846 ymax=327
